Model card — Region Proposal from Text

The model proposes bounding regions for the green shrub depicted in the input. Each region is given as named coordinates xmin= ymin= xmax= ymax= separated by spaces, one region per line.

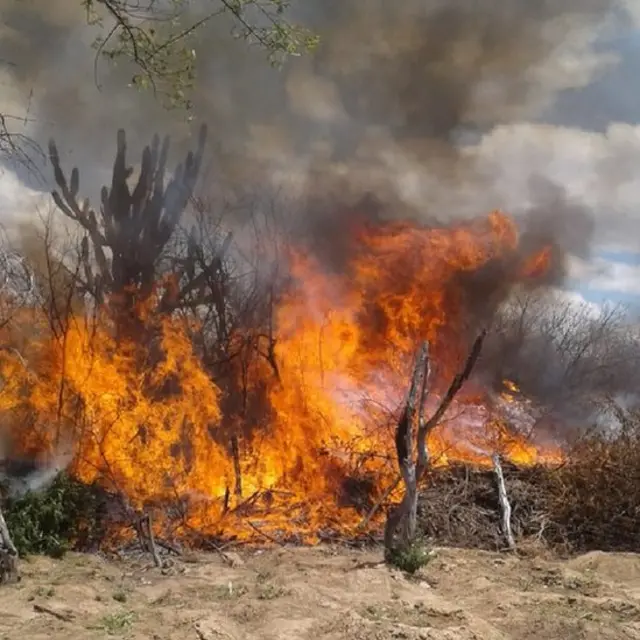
xmin=385 ymin=539 xmax=433 ymax=574
xmin=3 ymin=473 xmax=106 ymax=557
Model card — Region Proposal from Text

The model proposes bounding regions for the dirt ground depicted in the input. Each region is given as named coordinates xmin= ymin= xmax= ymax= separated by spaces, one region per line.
xmin=1 ymin=544 xmax=639 ymax=640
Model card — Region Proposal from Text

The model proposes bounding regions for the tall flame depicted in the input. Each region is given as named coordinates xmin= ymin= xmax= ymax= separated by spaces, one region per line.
xmin=0 ymin=210 xmax=561 ymax=540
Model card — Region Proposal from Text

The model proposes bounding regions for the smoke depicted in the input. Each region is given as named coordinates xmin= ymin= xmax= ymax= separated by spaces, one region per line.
xmin=0 ymin=0 xmax=632 ymax=269
xmin=0 ymin=431 xmax=73 ymax=498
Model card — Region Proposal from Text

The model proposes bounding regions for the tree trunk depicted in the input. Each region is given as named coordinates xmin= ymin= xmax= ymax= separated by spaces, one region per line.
xmin=384 ymin=330 xmax=487 ymax=558
xmin=384 ymin=342 xmax=429 ymax=553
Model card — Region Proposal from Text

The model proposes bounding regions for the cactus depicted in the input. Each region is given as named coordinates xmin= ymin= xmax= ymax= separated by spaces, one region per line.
xmin=48 ymin=125 xmax=208 ymax=304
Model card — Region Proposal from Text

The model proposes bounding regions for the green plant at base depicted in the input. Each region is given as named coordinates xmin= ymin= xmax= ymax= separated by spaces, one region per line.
xmin=385 ymin=540 xmax=433 ymax=575
xmin=3 ymin=473 xmax=106 ymax=558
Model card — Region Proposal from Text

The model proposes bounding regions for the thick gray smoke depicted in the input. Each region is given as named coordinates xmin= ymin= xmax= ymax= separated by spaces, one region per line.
xmin=1 ymin=0 xmax=637 ymax=312
xmin=0 ymin=1 xmax=627 ymax=191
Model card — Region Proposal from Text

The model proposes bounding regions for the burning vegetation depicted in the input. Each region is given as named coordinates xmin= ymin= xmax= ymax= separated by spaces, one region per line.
xmin=0 ymin=128 xmax=638 ymax=576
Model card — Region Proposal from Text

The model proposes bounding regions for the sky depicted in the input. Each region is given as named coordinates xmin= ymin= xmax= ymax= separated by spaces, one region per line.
xmin=1 ymin=0 xmax=640 ymax=315
xmin=539 ymin=28 xmax=640 ymax=309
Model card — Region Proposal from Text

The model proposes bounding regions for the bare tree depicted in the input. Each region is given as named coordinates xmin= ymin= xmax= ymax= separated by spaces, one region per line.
xmin=481 ymin=288 xmax=640 ymax=434
xmin=385 ymin=331 xmax=486 ymax=557
xmin=47 ymin=129 xmax=288 ymax=502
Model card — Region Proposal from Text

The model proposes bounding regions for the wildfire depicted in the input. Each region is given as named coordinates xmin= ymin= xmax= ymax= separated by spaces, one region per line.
xmin=0 ymin=210 xmax=562 ymax=542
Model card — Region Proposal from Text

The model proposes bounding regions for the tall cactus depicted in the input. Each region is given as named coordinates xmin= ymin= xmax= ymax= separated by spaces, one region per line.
xmin=48 ymin=125 xmax=208 ymax=305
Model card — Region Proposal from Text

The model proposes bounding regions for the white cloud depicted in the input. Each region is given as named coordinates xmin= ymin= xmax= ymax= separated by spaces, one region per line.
xmin=555 ymin=287 xmax=602 ymax=314
xmin=621 ymin=0 xmax=640 ymax=25
xmin=567 ymin=254 xmax=640 ymax=295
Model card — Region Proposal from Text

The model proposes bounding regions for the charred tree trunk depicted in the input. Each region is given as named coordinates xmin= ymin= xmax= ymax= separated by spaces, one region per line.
xmin=385 ymin=331 xmax=487 ymax=559
xmin=231 ymin=433 xmax=242 ymax=497
xmin=384 ymin=342 xmax=429 ymax=553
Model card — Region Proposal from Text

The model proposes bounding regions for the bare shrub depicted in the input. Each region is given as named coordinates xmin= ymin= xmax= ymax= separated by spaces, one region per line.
xmin=545 ymin=404 xmax=640 ymax=552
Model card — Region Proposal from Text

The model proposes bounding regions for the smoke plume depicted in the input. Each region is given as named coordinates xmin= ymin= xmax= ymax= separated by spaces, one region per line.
xmin=0 ymin=0 xmax=631 ymax=267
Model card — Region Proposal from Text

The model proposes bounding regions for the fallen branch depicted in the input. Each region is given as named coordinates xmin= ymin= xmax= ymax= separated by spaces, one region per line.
xmin=155 ymin=538 xmax=182 ymax=556
xmin=194 ymin=623 xmax=208 ymax=640
xmin=33 ymin=603 xmax=75 ymax=622
xmin=247 ymin=520 xmax=285 ymax=546
xmin=492 ymin=454 xmax=516 ymax=552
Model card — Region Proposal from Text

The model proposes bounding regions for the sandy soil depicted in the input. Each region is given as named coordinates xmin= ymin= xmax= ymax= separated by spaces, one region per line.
xmin=0 ymin=545 xmax=639 ymax=639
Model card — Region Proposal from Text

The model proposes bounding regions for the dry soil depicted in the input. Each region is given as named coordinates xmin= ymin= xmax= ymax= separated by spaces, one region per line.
xmin=1 ymin=545 xmax=639 ymax=639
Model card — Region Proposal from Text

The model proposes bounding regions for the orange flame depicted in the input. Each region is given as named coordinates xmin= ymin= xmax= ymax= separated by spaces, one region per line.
xmin=0 ymin=210 xmax=562 ymax=541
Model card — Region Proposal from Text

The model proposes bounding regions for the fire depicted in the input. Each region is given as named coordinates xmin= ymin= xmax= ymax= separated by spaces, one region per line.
xmin=520 ymin=245 xmax=553 ymax=279
xmin=0 ymin=210 xmax=562 ymax=542
xmin=502 ymin=379 xmax=520 ymax=394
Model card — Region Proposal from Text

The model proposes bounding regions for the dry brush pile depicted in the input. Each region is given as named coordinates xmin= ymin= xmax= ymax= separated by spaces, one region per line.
xmin=417 ymin=420 xmax=640 ymax=554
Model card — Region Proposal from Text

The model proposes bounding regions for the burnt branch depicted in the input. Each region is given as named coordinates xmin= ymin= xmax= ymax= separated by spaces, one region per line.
xmin=415 ymin=346 xmax=432 ymax=480
xmin=420 ymin=329 xmax=487 ymax=442
xmin=137 ymin=513 xmax=162 ymax=567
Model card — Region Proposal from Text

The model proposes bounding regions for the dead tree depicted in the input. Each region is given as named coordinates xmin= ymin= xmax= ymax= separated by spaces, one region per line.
xmin=384 ymin=342 xmax=430 ymax=551
xmin=385 ymin=331 xmax=487 ymax=556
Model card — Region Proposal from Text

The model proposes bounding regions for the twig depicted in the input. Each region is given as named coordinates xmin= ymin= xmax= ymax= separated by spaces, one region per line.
xmin=360 ymin=474 xmax=401 ymax=529
xmin=247 ymin=521 xmax=285 ymax=546
xmin=181 ymin=523 xmax=240 ymax=564
xmin=33 ymin=603 xmax=75 ymax=622
xmin=228 ymin=490 xmax=262 ymax=514
xmin=492 ymin=454 xmax=516 ymax=551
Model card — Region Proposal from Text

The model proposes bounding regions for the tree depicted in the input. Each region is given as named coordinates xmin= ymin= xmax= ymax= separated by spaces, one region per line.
xmin=0 ymin=1 xmax=317 ymax=166
xmin=385 ymin=332 xmax=486 ymax=567
xmin=481 ymin=289 xmax=640 ymax=432
xmin=85 ymin=0 xmax=319 ymax=108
